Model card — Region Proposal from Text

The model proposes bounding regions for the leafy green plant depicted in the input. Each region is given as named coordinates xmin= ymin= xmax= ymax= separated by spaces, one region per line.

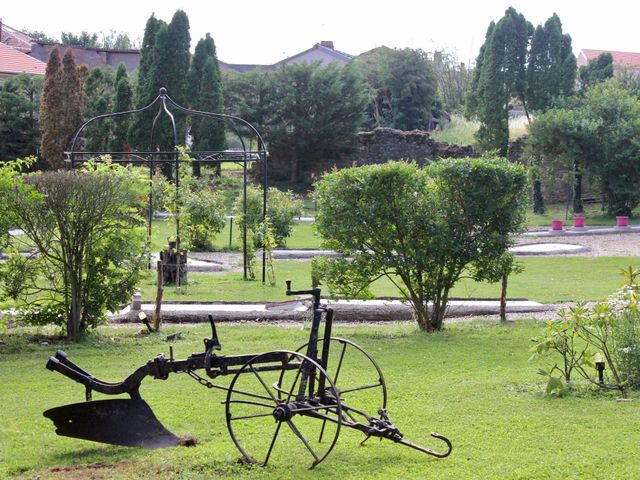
xmin=235 ymin=185 xmax=303 ymax=248
xmin=313 ymin=156 xmax=528 ymax=331
xmin=531 ymin=267 xmax=640 ymax=397
xmin=530 ymin=306 xmax=593 ymax=395
xmin=0 ymin=157 xmax=148 ymax=340
xmin=183 ymin=188 xmax=226 ymax=250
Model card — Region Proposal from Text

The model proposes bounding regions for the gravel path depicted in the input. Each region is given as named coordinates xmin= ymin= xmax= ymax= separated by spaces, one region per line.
xmin=515 ymin=231 xmax=640 ymax=256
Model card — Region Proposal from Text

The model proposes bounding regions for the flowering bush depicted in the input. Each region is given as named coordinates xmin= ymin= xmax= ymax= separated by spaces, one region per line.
xmin=531 ymin=267 xmax=640 ymax=397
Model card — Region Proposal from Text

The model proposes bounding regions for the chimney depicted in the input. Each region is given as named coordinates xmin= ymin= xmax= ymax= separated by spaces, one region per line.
xmin=320 ymin=40 xmax=334 ymax=50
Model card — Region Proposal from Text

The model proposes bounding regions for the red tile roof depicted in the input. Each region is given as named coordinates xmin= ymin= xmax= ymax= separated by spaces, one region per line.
xmin=0 ymin=42 xmax=46 ymax=76
xmin=579 ymin=49 xmax=640 ymax=67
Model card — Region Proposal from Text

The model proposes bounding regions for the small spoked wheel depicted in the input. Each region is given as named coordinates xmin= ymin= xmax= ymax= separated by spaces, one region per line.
xmin=225 ymin=350 xmax=342 ymax=469
xmin=294 ymin=337 xmax=387 ymax=426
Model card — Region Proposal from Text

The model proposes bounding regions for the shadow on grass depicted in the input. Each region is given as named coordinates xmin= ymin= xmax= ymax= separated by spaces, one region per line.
xmin=47 ymin=444 xmax=142 ymax=464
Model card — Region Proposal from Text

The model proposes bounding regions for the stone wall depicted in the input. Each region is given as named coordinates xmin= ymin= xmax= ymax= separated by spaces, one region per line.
xmin=349 ymin=127 xmax=476 ymax=166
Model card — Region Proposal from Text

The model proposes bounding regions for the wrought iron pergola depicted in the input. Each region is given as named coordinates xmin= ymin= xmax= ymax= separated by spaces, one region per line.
xmin=65 ymin=87 xmax=268 ymax=282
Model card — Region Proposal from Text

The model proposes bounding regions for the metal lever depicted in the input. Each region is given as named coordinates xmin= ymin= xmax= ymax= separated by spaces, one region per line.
xmin=285 ymin=280 xmax=322 ymax=309
xmin=206 ymin=314 xmax=221 ymax=351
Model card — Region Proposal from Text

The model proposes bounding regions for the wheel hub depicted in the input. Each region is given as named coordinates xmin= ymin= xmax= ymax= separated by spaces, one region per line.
xmin=272 ymin=403 xmax=294 ymax=422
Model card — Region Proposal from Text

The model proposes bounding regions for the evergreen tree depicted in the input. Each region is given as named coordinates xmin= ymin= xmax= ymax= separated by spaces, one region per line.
xmin=40 ymin=48 xmax=83 ymax=168
xmin=83 ymin=67 xmax=114 ymax=151
xmin=466 ymin=8 xmax=533 ymax=154
xmin=128 ymin=14 xmax=165 ymax=149
xmin=187 ymin=33 xmax=217 ymax=107
xmin=40 ymin=47 xmax=65 ymax=168
xmin=579 ymin=52 xmax=614 ymax=90
xmin=526 ymin=14 xmax=577 ymax=112
xmin=0 ymin=74 xmax=42 ymax=160
xmin=188 ymin=34 xmax=225 ymax=176
xmin=129 ymin=10 xmax=191 ymax=152
xmin=109 ymin=64 xmax=133 ymax=151
xmin=60 ymin=49 xmax=84 ymax=152
xmin=354 ymin=47 xmax=436 ymax=130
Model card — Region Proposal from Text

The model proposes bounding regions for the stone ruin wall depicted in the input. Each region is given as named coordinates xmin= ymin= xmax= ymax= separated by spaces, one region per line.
xmin=349 ymin=128 xmax=591 ymax=205
xmin=348 ymin=127 xmax=476 ymax=166
xmin=269 ymin=127 xmax=587 ymax=205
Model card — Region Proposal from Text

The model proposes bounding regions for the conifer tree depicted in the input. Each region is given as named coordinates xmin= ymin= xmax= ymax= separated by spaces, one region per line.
xmin=83 ymin=67 xmax=113 ymax=151
xmin=109 ymin=64 xmax=133 ymax=151
xmin=128 ymin=14 xmax=165 ymax=149
xmin=526 ymin=14 xmax=576 ymax=112
xmin=40 ymin=46 xmax=64 ymax=168
xmin=40 ymin=48 xmax=83 ymax=168
xmin=129 ymin=10 xmax=191 ymax=152
xmin=579 ymin=52 xmax=614 ymax=90
xmin=188 ymin=34 xmax=225 ymax=176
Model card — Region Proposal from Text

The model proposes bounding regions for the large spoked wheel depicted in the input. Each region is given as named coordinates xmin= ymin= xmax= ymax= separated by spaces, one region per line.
xmin=294 ymin=337 xmax=387 ymax=426
xmin=225 ymin=350 xmax=342 ymax=469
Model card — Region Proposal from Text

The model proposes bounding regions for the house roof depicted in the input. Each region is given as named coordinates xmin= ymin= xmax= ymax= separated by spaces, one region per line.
xmin=275 ymin=42 xmax=352 ymax=67
xmin=578 ymin=49 xmax=640 ymax=67
xmin=0 ymin=42 xmax=46 ymax=76
xmin=0 ymin=23 xmax=34 ymax=53
xmin=221 ymin=41 xmax=353 ymax=72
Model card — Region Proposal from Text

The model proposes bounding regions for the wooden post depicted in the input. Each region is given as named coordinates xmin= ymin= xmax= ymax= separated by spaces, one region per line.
xmin=152 ymin=260 xmax=164 ymax=332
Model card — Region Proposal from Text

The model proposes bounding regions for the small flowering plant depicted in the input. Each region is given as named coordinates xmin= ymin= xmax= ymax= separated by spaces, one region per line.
xmin=531 ymin=266 xmax=640 ymax=398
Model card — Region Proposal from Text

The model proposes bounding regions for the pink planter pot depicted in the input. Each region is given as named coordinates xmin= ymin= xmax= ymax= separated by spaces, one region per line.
xmin=573 ymin=217 xmax=585 ymax=228
xmin=551 ymin=219 xmax=563 ymax=231
xmin=616 ymin=216 xmax=629 ymax=227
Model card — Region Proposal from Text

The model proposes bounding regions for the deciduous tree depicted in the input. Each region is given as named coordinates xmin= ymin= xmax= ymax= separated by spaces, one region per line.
xmin=313 ymin=157 xmax=528 ymax=331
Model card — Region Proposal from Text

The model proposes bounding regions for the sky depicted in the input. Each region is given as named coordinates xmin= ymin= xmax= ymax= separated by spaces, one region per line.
xmin=2 ymin=0 xmax=639 ymax=65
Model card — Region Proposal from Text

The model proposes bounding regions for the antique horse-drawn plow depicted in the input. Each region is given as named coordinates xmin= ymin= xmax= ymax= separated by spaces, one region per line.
xmin=44 ymin=283 xmax=451 ymax=468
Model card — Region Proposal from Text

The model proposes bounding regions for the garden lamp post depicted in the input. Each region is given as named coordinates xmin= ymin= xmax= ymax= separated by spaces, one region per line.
xmin=594 ymin=353 xmax=605 ymax=385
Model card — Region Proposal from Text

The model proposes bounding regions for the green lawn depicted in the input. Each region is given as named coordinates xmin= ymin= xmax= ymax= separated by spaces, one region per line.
xmin=149 ymin=218 xmax=320 ymax=252
xmin=140 ymin=256 xmax=640 ymax=304
xmin=1 ymin=321 xmax=639 ymax=479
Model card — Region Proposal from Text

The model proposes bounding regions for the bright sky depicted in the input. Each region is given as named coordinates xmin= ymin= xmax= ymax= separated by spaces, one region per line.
xmin=2 ymin=0 xmax=638 ymax=65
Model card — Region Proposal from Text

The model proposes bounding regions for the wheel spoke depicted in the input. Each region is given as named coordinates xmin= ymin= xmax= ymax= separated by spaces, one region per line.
xmin=227 ymin=386 xmax=276 ymax=404
xmin=264 ymin=421 xmax=282 ymax=466
xmin=287 ymin=419 xmax=319 ymax=462
xmin=339 ymin=382 xmax=384 ymax=395
xmin=333 ymin=341 xmax=347 ymax=384
xmin=230 ymin=411 xmax=275 ymax=421
xmin=285 ymin=363 xmax=303 ymax=402
xmin=250 ymin=364 xmax=277 ymax=401
xmin=227 ymin=399 xmax=276 ymax=409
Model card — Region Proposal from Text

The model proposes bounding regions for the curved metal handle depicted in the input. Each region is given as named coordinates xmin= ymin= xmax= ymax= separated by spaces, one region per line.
xmin=394 ymin=431 xmax=453 ymax=458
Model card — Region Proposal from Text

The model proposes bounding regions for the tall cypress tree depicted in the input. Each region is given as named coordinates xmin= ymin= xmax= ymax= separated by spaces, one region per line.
xmin=188 ymin=34 xmax=225 ymax=176
xmin=40 ymin=46 xmax=64 ymax=168
xmin=128 ymin=14 xmax=165 ymax=149
xmin=109 ymin=64 xmax=133 ymax=151
xmin=60 ymin=49 xmax=83 ymax=152
xmin=467 ymin=7 xmax=532 ymax=155
xmin=40 ymin=47 xmax=83 ymax=168
xmin=83 ymin=67 xmax=113 ymax=151
xmin=526 ymin=14 xmax=576 ymax=112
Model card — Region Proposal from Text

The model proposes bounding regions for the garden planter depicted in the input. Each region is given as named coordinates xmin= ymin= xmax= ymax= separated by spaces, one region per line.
xmin=573 ymin=217 xmax=585 ymax=228
xmin=551 ymin=219 xmax=563 ymax=231
xmin=616 ymin=216 xmax=629 ymax=227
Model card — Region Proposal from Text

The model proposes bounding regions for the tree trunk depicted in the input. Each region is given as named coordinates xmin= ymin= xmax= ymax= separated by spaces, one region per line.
xmin=573 ymin=160 xmax=583 ymax=214
xmin=533 ymin=180 xmax=545 ymax=214
xmin=500 ymin=274 xmax=508 ymax=322
xmin=69 ymin=277 xmax=83 ymax=341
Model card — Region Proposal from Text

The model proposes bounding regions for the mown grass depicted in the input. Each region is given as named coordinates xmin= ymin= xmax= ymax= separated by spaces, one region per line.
xmin=149 ymin=218 xmax=320 ymax=253
xmin=139 ymin=256 xmax=640 ymax=304
xmin=1 ymin=321 xmax=639 ymax=479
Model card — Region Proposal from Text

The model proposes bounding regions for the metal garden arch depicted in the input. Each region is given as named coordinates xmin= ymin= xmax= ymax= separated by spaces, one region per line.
xmin=65 ymin=87 xmax=268 ymax=282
